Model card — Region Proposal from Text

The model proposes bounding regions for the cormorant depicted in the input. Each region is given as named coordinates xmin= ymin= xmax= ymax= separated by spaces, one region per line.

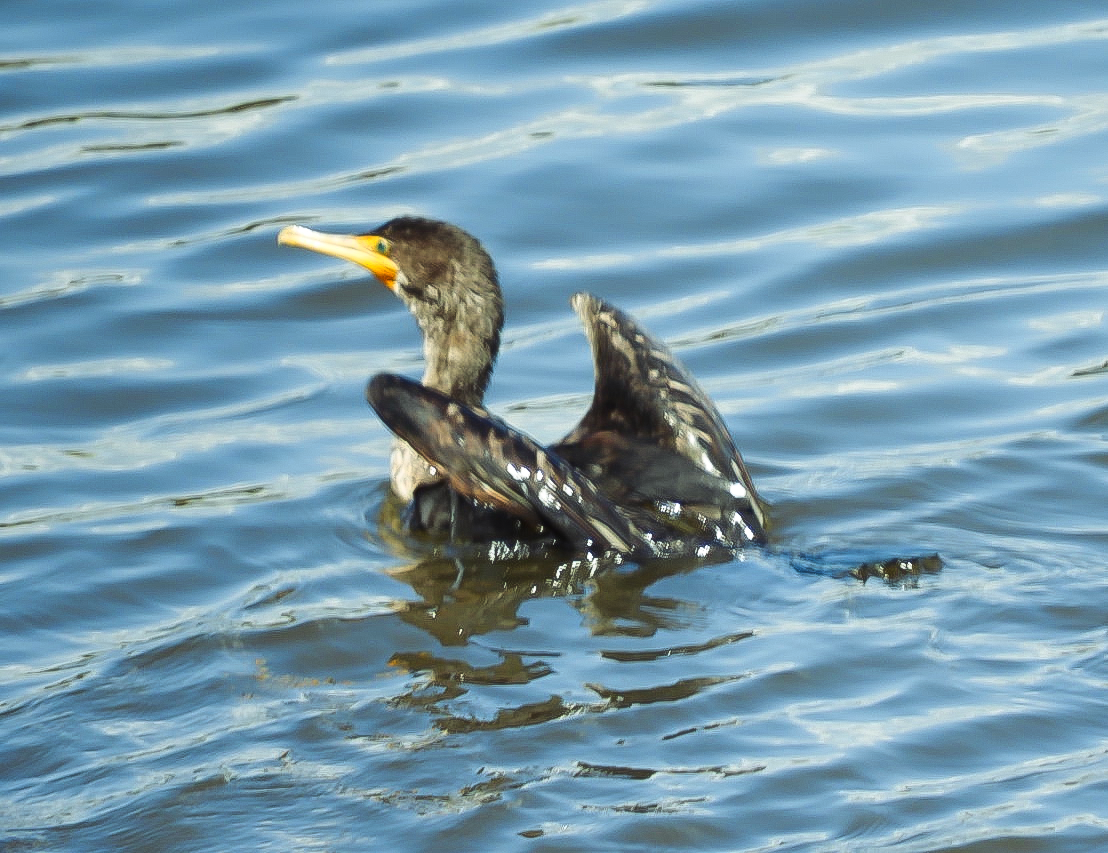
xmin=278 ymin=216 xmax=767 ymax=559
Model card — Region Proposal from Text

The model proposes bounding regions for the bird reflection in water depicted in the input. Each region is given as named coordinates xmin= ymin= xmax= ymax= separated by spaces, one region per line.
xmin=378 ymin=542 xmax=755 ymax=733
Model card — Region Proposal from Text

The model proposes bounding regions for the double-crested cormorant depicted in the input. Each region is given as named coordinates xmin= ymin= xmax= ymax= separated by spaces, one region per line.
xmin=278 ymin=216 xmax=767 ymax=559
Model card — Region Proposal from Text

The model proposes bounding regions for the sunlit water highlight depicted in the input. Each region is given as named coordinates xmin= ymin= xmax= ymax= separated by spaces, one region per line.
xmin=3 ymin=2 xmax=1107 ymax=851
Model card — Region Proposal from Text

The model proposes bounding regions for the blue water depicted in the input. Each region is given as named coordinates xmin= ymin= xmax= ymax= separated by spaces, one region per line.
xmin=3 ymin=2 xmax=1107 ymax=851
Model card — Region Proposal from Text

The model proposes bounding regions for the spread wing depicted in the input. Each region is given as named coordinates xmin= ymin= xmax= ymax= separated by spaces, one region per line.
xmin=366 ymin=373 xmax=652 ymax=557
xmin=561 ymin=292 xmax=767 ymax=541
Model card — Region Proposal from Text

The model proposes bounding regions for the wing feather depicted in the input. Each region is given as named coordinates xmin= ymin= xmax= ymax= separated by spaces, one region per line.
xmin=564 ymin=293 xmax=767 ymax=538
xmin=367 ymin=373 xmax=652 ymax=557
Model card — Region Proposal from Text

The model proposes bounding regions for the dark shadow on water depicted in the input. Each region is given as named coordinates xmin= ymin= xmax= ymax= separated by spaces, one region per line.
xmin=788 ymin=550 xmax=943 ymax=585
xmin=378 ymin=524 xmax=757 ymax=731
xmin=383 ymin=549 xmax=734 ymax=648
xmin=364 ymin=488 xmax=942 ymax=733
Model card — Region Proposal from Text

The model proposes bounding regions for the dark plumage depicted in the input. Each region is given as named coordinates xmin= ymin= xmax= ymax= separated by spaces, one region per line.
xmin=278 ymin=216 xmax=767 ymax=559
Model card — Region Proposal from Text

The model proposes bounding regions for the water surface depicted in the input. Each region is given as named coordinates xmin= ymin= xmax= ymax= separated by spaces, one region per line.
xmin=3 ymin=2 xmax=1107 ymax=851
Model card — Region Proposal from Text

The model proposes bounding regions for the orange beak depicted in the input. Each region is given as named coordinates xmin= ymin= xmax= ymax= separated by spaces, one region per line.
xmin=277 ymin=225 xmax=399 ymax=291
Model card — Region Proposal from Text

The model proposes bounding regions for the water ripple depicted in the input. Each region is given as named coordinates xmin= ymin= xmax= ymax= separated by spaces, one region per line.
xmin=4 ymin=2 xmax=1108 ymax=851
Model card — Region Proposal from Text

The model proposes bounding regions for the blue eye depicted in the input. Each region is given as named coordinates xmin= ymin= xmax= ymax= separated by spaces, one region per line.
xmin=377 ymin=239 xmax=390 ymax=255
